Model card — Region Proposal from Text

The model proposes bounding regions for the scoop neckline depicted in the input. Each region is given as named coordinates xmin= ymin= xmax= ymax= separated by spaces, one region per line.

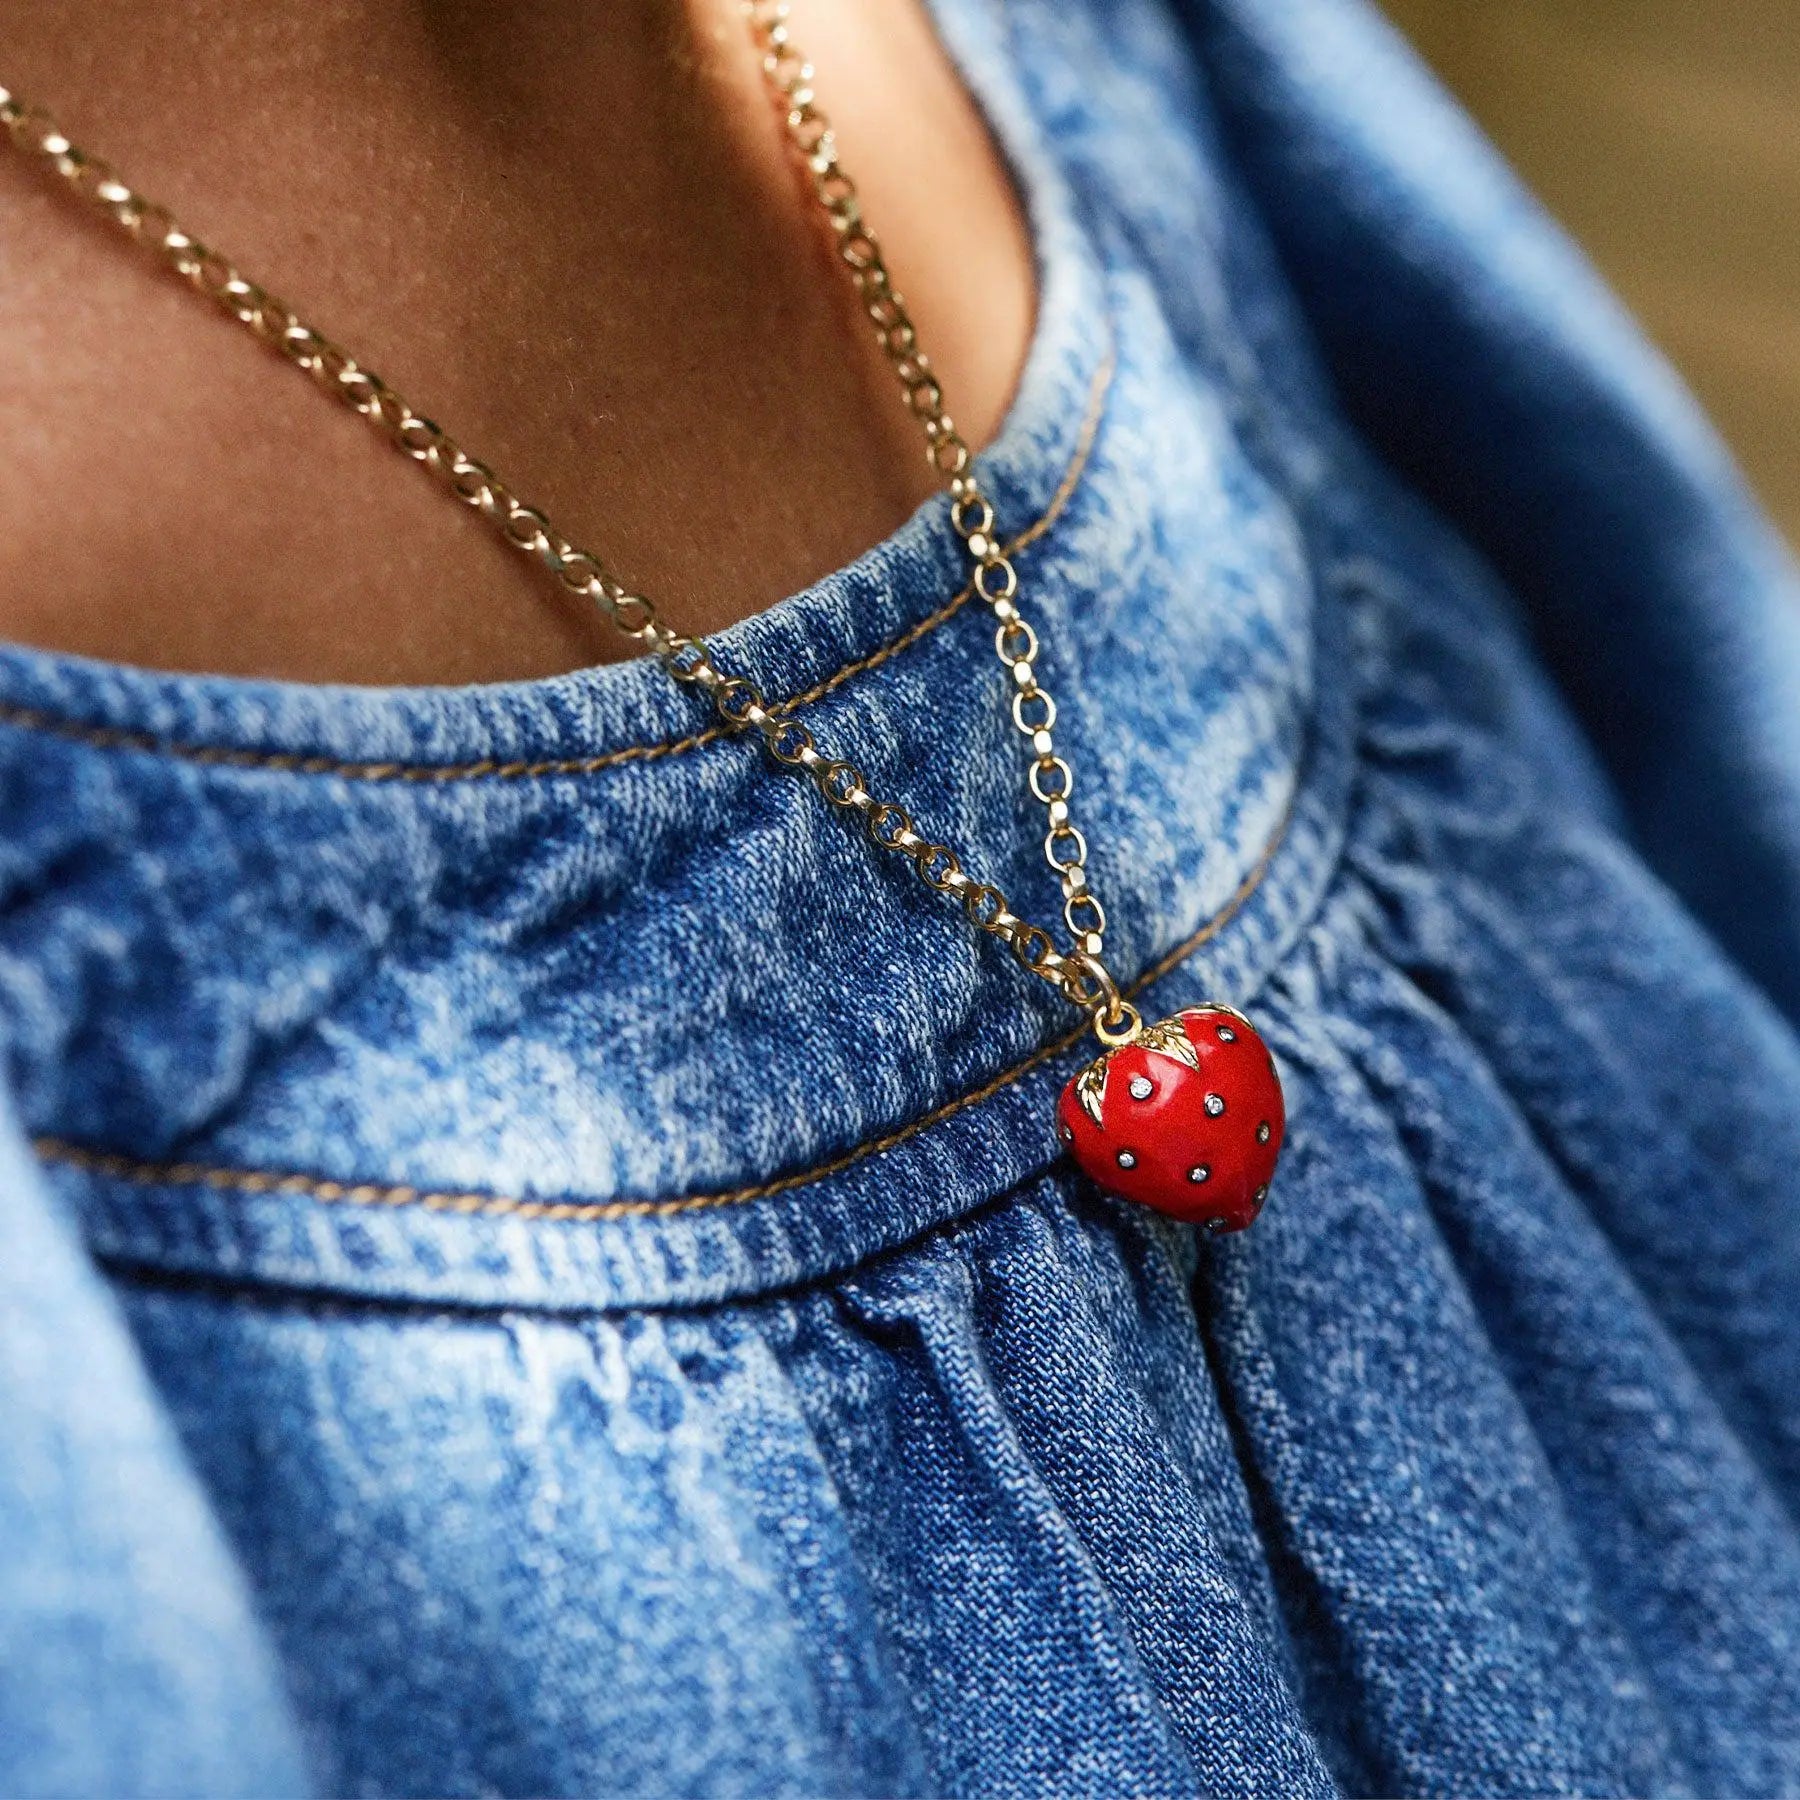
xmin=0 ymin=0 xmax=1108 ymax=772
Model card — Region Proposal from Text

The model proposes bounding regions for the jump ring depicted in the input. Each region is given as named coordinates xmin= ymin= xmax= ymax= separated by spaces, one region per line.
xmin=995 ymin=618 xmax=1037 ymax=666
xmin=1029 ymin=756 xmax=1073 ymax=804
xmin=1012 ymin=686 xmax=1055 ymax=735
xmin=555 ymin=548 xmax=605 ymax=594
xmin=931 ymin=436 xmax=970 ymax=476
xmin=609 ymin=592 xmax=655 ymax=635
xmin=815 ymin=759 xmax=867 ymax=805
xmin=866 ymin=802 xmax=913 ymax=848
xmin=715 ymin=677 xmax=763 ymax=728
xmin=963 ymin=883 xmax=1005 ymax=930
xmin=950 ymin=494 xmax=994 ymax=540
xmin=1092 ymin=1000 xmax=1144 ymax=1049
xmin=913 ymin=843 xmax=962 ymax=891
xmin=1009 ymin=922 xmax=1055 ymax=974
xmin=1045 ymin=824 xmax=1088 ymax=873
xmin=764 ymin=719 xmax=815 ymax=766
xmin=504 ymin=505 xmax=551 ymax=551
xmin=1064 ymin=891 xmax=1106 ymax=938
xmin=976 ymin=558 xmax=1019 ymax=604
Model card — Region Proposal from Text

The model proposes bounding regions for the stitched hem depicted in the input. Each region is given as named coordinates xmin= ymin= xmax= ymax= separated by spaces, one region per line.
xmin=0 ymin=345 xmax=1115 ymax=786
xmin=34 ymin=764 xmax=1290 ymax=1224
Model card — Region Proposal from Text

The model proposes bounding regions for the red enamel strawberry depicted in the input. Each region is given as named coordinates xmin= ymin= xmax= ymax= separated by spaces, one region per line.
xmin=1057 ymin=1004 xmax=1284 ymax=1231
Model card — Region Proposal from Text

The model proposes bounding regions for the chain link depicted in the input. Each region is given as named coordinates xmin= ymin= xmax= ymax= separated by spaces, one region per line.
xmin=743 ymin=2 xmax=1108 ymax=962
xmin=0 ymin=91 xmax=679 ymax=654
xmin=0 ymin=8 xmax=1127 ymax=1033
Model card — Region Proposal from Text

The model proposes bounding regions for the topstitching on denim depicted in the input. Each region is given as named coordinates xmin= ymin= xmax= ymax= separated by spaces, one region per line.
xmin=27 ymin=752 xmax=1294 ymax=1225
xmin=0 ymin=342 xmax=1117 ymax=785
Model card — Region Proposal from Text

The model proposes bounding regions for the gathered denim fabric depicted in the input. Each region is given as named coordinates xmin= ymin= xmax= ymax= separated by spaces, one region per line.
xmin=2 ymin=0 xmax=1798 ymax=1793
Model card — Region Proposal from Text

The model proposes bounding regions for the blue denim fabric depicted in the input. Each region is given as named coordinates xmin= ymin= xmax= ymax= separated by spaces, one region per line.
xmin=2 ymin=0 xmax=1798 ymax=1793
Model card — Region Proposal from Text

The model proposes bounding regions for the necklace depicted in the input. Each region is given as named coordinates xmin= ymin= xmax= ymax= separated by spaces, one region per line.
xmin=0 ymin=2 xmax=1283 ymax=1232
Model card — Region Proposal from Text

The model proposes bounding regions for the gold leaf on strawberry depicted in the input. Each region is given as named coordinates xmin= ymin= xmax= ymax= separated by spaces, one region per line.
xmin=1057 ymin=1004 xmax=1285 ymax=1232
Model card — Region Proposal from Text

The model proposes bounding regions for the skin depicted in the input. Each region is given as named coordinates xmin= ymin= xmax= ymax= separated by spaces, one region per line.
xmin=0 ymin=0 xmax=1035 ymax=682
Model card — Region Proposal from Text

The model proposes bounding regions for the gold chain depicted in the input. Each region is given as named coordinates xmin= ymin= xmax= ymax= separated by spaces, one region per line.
xmin=0 ymin=1 xmax=1136 ymax=1039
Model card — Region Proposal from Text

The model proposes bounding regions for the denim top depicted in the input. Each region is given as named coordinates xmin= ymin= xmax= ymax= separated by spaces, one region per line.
xmin=4 ymin=0 xmax=1800 ymax=1794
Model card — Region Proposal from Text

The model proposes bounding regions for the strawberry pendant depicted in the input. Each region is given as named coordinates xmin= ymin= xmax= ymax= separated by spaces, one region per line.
xmin=1057 ymin=1004 xmax=1284 ymax=1232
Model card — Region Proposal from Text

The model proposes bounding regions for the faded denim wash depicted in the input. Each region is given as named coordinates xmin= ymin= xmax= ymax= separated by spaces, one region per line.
xmin=2 ymin=0 xmax=1799 ymax=1794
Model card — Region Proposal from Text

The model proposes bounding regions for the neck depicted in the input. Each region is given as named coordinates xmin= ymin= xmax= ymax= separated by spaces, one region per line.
xmin=0 ymin=0 xmax=1036 ymax=683
xmin=3 ymin=0 xmax=762 ymax=201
